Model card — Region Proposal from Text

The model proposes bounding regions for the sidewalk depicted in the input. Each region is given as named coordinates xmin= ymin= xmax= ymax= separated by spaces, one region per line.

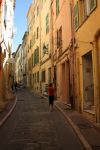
xmin=55 ymin=101 xmax=100 ymax=150
xmin=0 ymin=97 xmax=17 ymax=127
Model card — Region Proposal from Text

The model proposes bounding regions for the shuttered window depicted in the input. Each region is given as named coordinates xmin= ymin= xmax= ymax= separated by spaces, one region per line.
xmin=42 ymin=70 xmax=46 ymax=82
xmin=34 ymin=47 xmax=39 ymax=65
xmin=46 ymin=14 xmax=49 ymax=34
xmin=56 ymin=0 xmax=59 ymax=16
xmin=89 ymin=0 xmax=97 ymax=12
xmin=74 ymin=2 xmax=79 ymax=30
xmin=37 ymin=71 xmax=39 ymax=83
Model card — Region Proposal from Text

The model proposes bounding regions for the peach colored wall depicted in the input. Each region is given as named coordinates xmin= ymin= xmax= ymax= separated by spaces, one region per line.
xmin=52 ymin=0 xmax=72 ymax=54
xmin=52 ymin=0 xmax=72 ymax=103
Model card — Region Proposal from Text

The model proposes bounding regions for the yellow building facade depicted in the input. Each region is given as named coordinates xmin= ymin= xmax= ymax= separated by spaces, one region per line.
xmin=40 ymin=0 xmax=52 ymax=94
xmin=74 ymin=0 xmax=100 ymax=123
xmin=31 ymin=0 xmax=40 ymax=93
xmin=27 ymin=3 xmax=33 ymax=88
xmin=27 ymin=0 xmax=52 ymax=94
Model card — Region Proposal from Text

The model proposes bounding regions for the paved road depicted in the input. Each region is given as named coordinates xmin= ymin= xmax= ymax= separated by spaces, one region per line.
xmin=0 ymin=88 xmax=85 ymax=150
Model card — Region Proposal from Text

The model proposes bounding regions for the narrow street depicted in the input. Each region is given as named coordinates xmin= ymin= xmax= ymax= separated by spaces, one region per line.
xmin=0 ymin=88 xmax=85 ymax=150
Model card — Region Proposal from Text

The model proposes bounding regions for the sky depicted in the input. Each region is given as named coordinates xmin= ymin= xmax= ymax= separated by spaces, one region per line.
xmin=12 ymin=0 xmax=32 ymax=52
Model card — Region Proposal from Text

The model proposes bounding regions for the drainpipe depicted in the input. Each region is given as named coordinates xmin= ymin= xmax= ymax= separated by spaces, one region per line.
xmin=50 ymin=0 xmax=57 ymax=98
xmin=70 ymin=0 xmax=75 ymax=109
xmin=39 ymin=1 xmax=42 ymax=93
xmin=50 ymin=0 xmax=54 ymax=82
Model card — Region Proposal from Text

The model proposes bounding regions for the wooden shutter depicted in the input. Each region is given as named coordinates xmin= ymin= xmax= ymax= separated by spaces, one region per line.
xmin=90 ymin=0 xmax=97 ymax=12
xmin=74 ymin=2 xmax=79 ymax=30
xmin=37 ymin=48 xmax=39 ymax=63
xmin=56 ymin=0 xmax=59 ymax=16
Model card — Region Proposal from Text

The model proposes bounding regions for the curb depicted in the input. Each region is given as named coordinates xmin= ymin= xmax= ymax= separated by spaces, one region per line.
xmin=0 ymin=96 xmax=17 ymax=127
xmin=55 ymin=103 xmax=93 ymax=150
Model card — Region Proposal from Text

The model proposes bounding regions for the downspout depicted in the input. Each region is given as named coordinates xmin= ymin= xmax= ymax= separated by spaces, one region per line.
xmin=39 ymin=1 xmax=42 ymax=93
xmin=70 ymin=0 xmax=75 ymax=109
xmin=50 ymin=0 xmax=54 ymax=83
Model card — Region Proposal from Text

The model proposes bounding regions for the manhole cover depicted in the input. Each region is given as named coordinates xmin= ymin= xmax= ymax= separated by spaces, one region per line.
xmin=78 ymin=123 xmax=94 ymax=129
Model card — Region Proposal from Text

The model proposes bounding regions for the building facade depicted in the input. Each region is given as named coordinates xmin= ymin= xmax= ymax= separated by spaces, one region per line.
xmin=27 ymin=0 xmax=52 ymax=94
xmin=40 ymin=0 xmax=52 ymax=94
xmin=0 ymin=0 xmax=15 ymax=111
xmin=15 ymin=44 xmax=23 ymax=83
xmin=22 ymin=32 xmax=28 ymax=87
xmin=74 ymin=0 xmax=100 ymax=123
xmin=27 ymin=3 xmax=33 ymax=88
xmin=52 ymin=0 xmax=72 ymax=104
xmin=15 ymin=0 xmax=100 ymax=124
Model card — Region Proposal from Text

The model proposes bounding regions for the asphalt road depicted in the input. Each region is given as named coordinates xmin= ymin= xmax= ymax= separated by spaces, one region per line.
xmin=0 ymin=88 xmax=85 ymax=150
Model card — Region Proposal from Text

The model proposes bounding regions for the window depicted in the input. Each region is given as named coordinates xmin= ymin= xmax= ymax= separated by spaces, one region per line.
xmin=56 ymin=0 xmax=59 ymax=16
xmin=34 ymin=47 xmax=39 ymax=65
xmin=42 ymin=70 xmax=46 ymax=82
xmin=28 ymin=57 xmax=32 ymax=71
xmin=89 ymin=0 xmax=97 ymax=12
xmin=57 ymin=26 xmax=62 ymax=49
xmin=35 ymin=73 xmax=36 ymax=83
xmin=31 ymin=32 xmax=36 ymax=47
xmin=4 ymin=2 xmax=7 ymax=28
xmin=33 ymin=74 xmax=34 ymax=83
xmin=48 ymin=68 xmax=51 ymax=83
xmin=32 ymin=53 xmax=34 ymax=66
xmin=37 ymin=27 xmax=39 ymax=39
xmin=46 ymin=14 xmax=49 ymax=34
xmin=54 ymin=66 xmax=56 ymax=81
xmin=82 ymin=0 xmax=97 ymax=17
xmin=33 ymin=14 xmax=35 ymax=25
xmin=37 ymin=6 xmax=39 ymax=16
xmin=37 ymin=71 xmax=39 ymax=82
xmin=77 ymin=0 xmax=97 ymax=27
xmin=74 ymin=2 xmax=79 ymax=30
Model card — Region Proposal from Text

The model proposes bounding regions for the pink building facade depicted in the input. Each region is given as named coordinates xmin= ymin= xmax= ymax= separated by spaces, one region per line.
xmin=52 ymin=0 xmax=72 ymax=105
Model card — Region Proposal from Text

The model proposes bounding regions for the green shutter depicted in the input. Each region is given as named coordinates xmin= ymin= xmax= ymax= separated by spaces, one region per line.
xmin=90 ymin=0 xmax=96 ymax=12
xmin=74 ymin=2 xmax=79 ymax=30
xmin=34 ymin=50 xmax=36 ymax=65
xmin=56 ymin=0 xmax=59 ymax=16
xmin=37 ymin=48 xmax=39 ymax=63
xmin=33 ymin=53 xmax=34 ymax=66
xmin=46 ymin=14 xmax=49 ymax=34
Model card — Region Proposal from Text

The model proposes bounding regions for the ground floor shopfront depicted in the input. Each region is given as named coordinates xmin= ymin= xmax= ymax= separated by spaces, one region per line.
xmin=75 ymin=28 xmax=100 ymax=123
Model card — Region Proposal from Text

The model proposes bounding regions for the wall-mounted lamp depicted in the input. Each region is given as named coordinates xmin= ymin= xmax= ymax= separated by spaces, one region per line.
xmin=43 ymin=44 xmax=48 ymax=54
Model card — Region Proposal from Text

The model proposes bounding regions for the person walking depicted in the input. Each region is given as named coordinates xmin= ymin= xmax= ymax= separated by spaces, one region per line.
xmin=48 ymin=83 xmax=54 ymax=112
xmin=14 ymin=81 xmax=18 ymax=91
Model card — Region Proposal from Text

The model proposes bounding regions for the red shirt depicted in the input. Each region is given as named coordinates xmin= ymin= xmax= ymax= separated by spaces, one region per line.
xmin=48 ymin=87 xmax=54 ymax=96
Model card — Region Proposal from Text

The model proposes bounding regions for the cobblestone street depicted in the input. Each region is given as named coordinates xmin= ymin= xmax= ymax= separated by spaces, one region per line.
xmin=0 ymin=88 xmax=84 ymax=150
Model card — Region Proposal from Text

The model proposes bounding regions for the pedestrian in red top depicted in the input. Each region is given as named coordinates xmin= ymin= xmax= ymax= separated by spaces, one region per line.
xmin=48 ymin=83 xmax=54 ymax=112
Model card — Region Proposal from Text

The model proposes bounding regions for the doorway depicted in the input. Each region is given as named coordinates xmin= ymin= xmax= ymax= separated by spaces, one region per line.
xmin=61 ymin=61 xmax=70 ymax=104
xmin=82 ymin=51 xmax=94 ymax=112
